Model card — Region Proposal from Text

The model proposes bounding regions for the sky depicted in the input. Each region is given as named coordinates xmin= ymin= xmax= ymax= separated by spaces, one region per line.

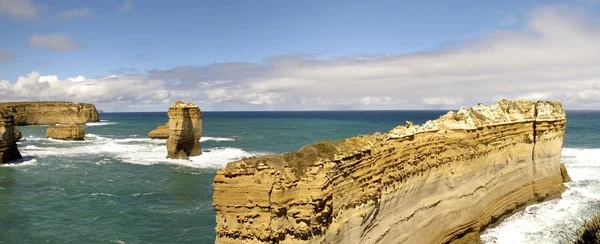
xmin=1 ymin=0 xmax=600 ymax=111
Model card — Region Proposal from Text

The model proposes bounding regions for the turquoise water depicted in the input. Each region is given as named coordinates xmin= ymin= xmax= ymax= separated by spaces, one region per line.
xmin=0 ymin=111 xmax=598 ymax=243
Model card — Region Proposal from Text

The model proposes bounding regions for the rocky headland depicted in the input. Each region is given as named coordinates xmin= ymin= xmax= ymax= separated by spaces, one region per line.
xmin=46 ymin=123 xmax=85 ymax=141
xmin=0 ymin=101 xmax=99 ymax=125
xmin=0 ymin=112 xmax=22 ymax=164
xmin=166 ymin=101 xmax=203 ymax=159
xmin=212 ymin=99 xmax=568 ymax=244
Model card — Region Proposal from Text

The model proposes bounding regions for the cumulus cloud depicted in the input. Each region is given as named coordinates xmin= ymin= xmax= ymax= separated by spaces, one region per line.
xmin=118 ymin=0 xmax=134 ymax=12
xmin=0 ymin=0 xmax=38 ymax=20
xmin=0 ymin=51 xmax=13 ymax=61
xmin=57 ymin=8 xmax=92 ymax=20
xmin=4 ymin=5 xmax=600 ymax=111
xmin=0 ymin=71 xmax=175 ymax=111
xmin=28 ymin=33 xmax=83 ymax=52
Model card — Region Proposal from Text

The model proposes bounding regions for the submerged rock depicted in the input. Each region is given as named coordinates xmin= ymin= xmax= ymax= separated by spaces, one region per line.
xmin=0 ymin=113 xmax=22 ymax=164
xmin=46 ymin=122 xmax=85 ymax=141
xmin=166 ymin=101 xmax=202 ymax=159
xmin=212 ymin=99 xmax=568 ymax=244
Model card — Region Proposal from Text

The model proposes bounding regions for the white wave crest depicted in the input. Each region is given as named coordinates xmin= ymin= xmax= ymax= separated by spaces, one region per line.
xmin=200 ymin=137 xmax=237 ymax=142
xmin=19 ymin=133 xmax=261 ymax=169
xmin=85 ymin=122 xmax=118 ymax=126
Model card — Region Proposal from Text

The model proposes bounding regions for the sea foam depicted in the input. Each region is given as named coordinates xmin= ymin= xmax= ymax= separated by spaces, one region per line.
xmin=18 ymin=134 xmax=261 ymax=169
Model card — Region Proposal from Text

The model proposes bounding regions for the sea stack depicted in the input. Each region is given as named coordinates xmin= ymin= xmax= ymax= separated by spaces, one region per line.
xmin=0 ymin=101 xmax=100 ymax=125
xmin=0 ymin=112 xmax=22 ymax=164
xmin=46 ymin=122 xmax=85 ymax=141
xmin=166 ymin=101 xmax=202 ymax=159
xmin=212 ymin=99 xmax=569 ymax=244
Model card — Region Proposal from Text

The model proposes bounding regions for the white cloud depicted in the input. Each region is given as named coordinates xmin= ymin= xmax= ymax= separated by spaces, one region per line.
xmin=0 ymin=71 xmax=174 ymax=111
xmin=118 ymin=0 xmax=134 ymax=12
xmin=4 ymin=5 xmax=600 ymax=111
xmin=28 ymin=33 xmax=83 ymax=52
xmin=57 ymin=8 xmax=92 ymax=20
xmin=0 ymin=51 xmax=13 ymax=61
xmin=0 ymin=0 xmax=38 ymax=20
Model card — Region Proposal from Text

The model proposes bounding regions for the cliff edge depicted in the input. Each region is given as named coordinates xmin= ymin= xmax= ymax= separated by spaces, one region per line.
xmin=212 ymin=99 xmax=568 ymax=244
xmin=0 ymin=101 xmax=100 ymax=125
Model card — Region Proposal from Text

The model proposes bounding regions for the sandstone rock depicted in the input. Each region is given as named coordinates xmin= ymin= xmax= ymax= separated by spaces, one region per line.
xmin=0 ymin=101 xmax=100 ymax=125
xmin=166 ymin=101 xmax=202 ymax=159
xmin=560 ymin=163 xmax=571 ymax=182
xmin=148 ymin=123 xmax=169 ymax=139
xmin=14 ymin=127 xmax=22 ymax=141
xmin=212 ymin=99 xmax=568 ymax=244
xmin=46 ymin=122 xmax=85 ymax=141
xmin=0 ymin=113 xmax=22 ymax=164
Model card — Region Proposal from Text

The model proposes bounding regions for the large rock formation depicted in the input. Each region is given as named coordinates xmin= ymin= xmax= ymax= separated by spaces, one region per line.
xmin=46 ymin=123 xmax=85 ymax=141
xmin=0 ymin=102 xmax=100 ymax=125
xmin=0 ymin=112 xmax=22 ymax=164
xmin=213 ymin=100 xmax=568 ymax=244
xmin=148 ymin=122 xmax=169 ymax=139
xmin=166 ymin=101 xmax=202 ymax=159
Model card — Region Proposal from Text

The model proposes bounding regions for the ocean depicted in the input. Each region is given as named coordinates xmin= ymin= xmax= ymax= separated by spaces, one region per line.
xmin=1 ymin=111 xmax=598 ymax=243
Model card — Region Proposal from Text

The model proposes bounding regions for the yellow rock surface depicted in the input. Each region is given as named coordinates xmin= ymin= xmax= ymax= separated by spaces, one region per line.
xmin=0 ymin=113 xmax=22 ymax=164
xmin=166 ymin=101 xmax=203 ymax=159
xmin=212 ymin=99 xmax=568 ymax=244
xmin=0 ymin=101 xmax=99 ymax=125
xmin=46 ymin=122 xmax=85 ymax=141
xmin=148 ymin=122 xmax=169 ymax=139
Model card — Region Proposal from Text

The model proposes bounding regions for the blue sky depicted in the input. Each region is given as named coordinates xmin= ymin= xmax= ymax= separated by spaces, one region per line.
xmin=2 ymin=0 xmax=600 ymax=111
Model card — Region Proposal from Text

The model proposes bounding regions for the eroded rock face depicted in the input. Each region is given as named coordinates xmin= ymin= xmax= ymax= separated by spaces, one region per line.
xmin=166 ymin=101 xmax=202 ymax=159
xmin=0 ymin=102 xmax=100 ymax=125
xmin=0 ymin=113 xmax=22 ymax=164
xmin=148 ymin=122 xmax=169 ymax=139
xmin=213 ymin=99 xmax=568 ymax=244
xmin=46 ymin=123 xmax=85 ymax=141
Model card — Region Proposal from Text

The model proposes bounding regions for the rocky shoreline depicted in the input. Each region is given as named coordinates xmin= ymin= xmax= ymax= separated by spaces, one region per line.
xmin=212 ymin=99 xmax=569 ymax=243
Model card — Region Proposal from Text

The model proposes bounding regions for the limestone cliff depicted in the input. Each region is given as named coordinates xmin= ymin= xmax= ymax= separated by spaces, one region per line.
xmin=0 ymin=102 xmax=100 ymax=125
xmin=0 ymin=112 xmax=22 ymax=164
xmin=148 ymin=123 xmax=169 ymax=139
xmin=166 ymin=101 xmax=202 ymax=159
xmin=46 ymin=123 xmax=85 ymax=141
xmin=212 ymin=99 xmax=568 ymax=244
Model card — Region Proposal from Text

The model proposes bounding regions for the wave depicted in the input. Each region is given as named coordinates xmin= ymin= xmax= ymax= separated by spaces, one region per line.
xmin=200 ymin=137 xmax=237 ymax=142
xmin=0 ymin=158 xmax=37 ymax=167
xmin=19 ymin=134 xmax=262 ymax=169
xmin=481 ymin=147 xmax=600 ymax=243
xmin=85 ymin=121 xmax=118 ymax=126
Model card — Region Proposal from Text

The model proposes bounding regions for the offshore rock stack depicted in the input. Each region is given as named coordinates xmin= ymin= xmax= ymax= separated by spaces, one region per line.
xmin=0 ymin=112 xmax=22 ymax=164
xmin=166 ymin=101 xmax=203 ymax=159
xmin=212 ymin=99 xmax=569 ymax=244
xmin=46 ymin=122 xmax=86 ymax=141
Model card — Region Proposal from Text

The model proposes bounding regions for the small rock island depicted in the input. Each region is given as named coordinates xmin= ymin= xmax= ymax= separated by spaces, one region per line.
xmin=46 ymin=122 xmax=86 ymax=141
xmin=212 ymin=99 xmax=569 ymax=244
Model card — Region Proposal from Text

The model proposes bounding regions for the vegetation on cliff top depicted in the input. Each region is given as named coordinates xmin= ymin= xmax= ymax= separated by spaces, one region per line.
xmin=574 ymin=212 xmax=600 ymax=244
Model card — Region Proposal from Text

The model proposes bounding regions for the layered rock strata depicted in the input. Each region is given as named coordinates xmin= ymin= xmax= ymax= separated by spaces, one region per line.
xmin=0 ymin=113 xmax=22 ymax=164
xmin=213 ymin=99 xmax=568 ymax=244
xmin=148 ymin=123 xmax=169 ymax=139
xmin=46 ymin=123 xmax=85 ymax=141
xmin=166 ymin=101 xmax=202 ymax=159
xmin=0 ymin=102 xmax=99 ymax=125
